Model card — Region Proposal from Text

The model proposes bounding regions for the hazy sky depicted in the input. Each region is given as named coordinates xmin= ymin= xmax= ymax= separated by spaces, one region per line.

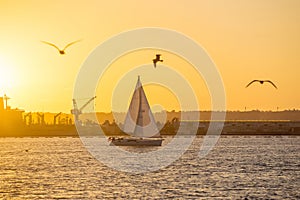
xmin=0 ymin=0 xmax=299 ymax=113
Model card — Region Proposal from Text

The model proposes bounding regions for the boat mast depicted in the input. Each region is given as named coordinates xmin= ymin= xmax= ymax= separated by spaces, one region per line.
xmin=135 ymin=75 xmax=143 ymax=137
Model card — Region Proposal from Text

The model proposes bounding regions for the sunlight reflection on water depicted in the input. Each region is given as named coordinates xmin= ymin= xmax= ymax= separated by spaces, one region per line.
xmin=0 ymin=136 xmax=299 ymax=199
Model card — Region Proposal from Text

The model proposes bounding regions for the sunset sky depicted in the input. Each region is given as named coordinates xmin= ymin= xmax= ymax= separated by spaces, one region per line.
xmin=0 ymin=0 xmax=299 ymax=113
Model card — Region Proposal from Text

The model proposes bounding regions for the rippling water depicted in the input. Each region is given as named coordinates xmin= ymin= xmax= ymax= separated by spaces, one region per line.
xmin=0 ymin=136 xmax=299 ymax=199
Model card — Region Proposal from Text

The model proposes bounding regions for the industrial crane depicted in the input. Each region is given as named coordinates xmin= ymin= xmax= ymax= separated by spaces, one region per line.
xmin=53 ymin=112 xmax=62 ymax=125
xmin=71 ymin=96 xmax=96 ymax=122
xmin=3 ymin=94 xmax=10 ymax=109
xmin=24 ymin=112 xmax=32 ymax=125
xmin=37 ymin=112 xmax=45 ymax=125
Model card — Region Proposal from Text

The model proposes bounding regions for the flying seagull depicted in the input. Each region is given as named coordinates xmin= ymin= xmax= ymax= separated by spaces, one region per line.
xmin=246 ymin=80 xmax=277 ymax=89
xmin=152 ymin=54 xmax=163 ymax=68
xmin=41 ymin=39 xmax=81 ymax=55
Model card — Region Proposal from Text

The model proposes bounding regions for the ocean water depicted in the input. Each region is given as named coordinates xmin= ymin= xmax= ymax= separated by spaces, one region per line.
xmin=0 ymin=136 xmax=299 ymax=199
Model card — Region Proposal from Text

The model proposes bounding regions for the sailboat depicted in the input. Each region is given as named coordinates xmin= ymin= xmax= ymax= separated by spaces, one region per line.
xmin=109 ymin=76 xmax=163 ymax=146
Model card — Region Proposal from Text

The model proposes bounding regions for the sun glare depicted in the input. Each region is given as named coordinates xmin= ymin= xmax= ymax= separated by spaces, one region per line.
xmin=0 ymin=56 xmax=16 ymax=93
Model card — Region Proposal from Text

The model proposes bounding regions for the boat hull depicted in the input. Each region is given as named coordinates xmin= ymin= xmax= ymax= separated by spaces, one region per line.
xmin=109 ymin=137 xmax=163 ymax=146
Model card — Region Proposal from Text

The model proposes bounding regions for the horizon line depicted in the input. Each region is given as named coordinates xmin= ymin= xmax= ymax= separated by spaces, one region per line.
xmin=15 ymin=109 xmax=300 ymax=114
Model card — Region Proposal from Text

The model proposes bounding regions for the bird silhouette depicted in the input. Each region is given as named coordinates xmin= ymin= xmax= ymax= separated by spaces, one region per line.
xmin=246 ymin=80 xmax=277 ymax=89
xmin=152 ymin=54 xmax=163 ymax=68
xmin=41 ymin=39 xmax=81 ymax=55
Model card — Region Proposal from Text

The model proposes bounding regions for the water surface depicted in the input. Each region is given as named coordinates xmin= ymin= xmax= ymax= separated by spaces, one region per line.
xmin=0 ymin=136 xmax=299 ymax=199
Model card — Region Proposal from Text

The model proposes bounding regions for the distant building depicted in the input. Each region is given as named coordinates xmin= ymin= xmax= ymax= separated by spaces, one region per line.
xmin=0 ymin=97 xmax=24 ymax=130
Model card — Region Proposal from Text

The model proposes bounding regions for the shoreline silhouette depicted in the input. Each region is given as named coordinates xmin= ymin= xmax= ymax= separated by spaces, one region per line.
xmin=1 ymin=95 xmax=300 ymax=137
xmin=1 ymin=110 xmax=300 ymax=137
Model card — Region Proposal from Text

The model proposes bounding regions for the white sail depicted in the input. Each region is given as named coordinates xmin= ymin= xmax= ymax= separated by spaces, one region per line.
xmin=123 ymin=76 xmax=160 ymax=138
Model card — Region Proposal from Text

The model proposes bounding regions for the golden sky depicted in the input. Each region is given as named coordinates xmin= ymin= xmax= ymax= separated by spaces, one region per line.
xmin=0 ymin=0 xmax=299 ymax=113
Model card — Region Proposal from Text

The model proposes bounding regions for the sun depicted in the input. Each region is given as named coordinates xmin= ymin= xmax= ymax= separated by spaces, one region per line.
xmin=0 ymin=56 xmax=17 ymax=93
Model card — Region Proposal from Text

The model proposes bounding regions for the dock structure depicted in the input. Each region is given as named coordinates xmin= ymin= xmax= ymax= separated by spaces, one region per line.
xmin=159 ymin=120 xmax=300 ymax=135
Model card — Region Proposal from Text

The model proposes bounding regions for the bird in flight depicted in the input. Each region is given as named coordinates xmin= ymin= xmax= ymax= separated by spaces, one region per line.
xmin=246 ymin=80 xmax=277 ymax=89
xmin=152 ymin=54 xmax=163 ymax=68
xmin=41 ymin=39 xmax=82 ymax=55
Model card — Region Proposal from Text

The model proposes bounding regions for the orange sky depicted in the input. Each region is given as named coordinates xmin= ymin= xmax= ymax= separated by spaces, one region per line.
xmin=0 ymin=0 xmax=299 ymax=113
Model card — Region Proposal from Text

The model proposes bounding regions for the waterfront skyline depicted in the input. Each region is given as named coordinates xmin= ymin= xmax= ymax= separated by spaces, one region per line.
xmin=0 ymin=0 xmax=300 ymax=113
